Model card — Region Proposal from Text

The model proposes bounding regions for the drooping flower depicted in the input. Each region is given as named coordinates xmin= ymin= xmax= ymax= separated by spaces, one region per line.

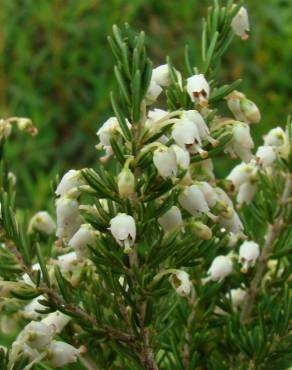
xmin=153 ymin=146 xmax=177 ymax=178
xmin=109 ymin=214 xmax=136 ymax=253
xmin=227 ymin=162 xmax=257 ymax=190
xmin=158 ymin=206 xmax=183 ymax=232
xmin=28 ymin=211 xmax=56 ymax=235
xmin=225 ymin=121 xmax=254 ymax=162
xmin=263 ymin=127 xmax=290 ymax=159
xmin=118 ymin=167 xmax=135 ymax=198
xmin=237 ymin=181 xmax=257 ymax=205
xmin=231 ymin=6 xmax=250 ymax=40
xmin=239 ymin=240 xmax=260 ymax=272
xmin=169 ymin=270 xmax=192 ymax=296
xmin=206 ymin=255 xmax=233 ymax=282
xmin=226 ymin=91 xmax=261 ymax=124
xmin=145 ymin=80 xmax=163 ymax=105
xmin=179 ymin=185 xmax=211 ymax=217
xmin=56 ymin=196 xmax=81 ymax=240
xmin=55 ymin=170 xmax=85 ymax=198
xmin=171 ymin=145 xmax=190 ymax=170
xmin=256 ymin=145 xmax=277 ymax=167
xmin=186 ymin=74 xmax=210 ymax=106
xmin=47 ymin=341 xmax=81 ymax=368
xmin=68 ymin=224 xmax=97 ymax=258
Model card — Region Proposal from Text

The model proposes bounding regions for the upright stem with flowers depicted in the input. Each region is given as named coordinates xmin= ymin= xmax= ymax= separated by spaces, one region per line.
xmin=0 ymin=1 xmax=292 ymax=370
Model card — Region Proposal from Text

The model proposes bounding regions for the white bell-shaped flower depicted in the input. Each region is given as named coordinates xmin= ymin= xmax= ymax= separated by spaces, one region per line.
xmin=227 ymin=92 xmax=260 ymax=124
xmin=55 ymin=170 xmax=85 ymax=198
xmin=151 ymin=64 xmax=171 ymax=87
xmin=171 ymin=145 xmax=190 ymax=170
xmin=256 ymin=145 xmax=277 ymax=167
xmin=57 ymin=252 xmax=78 ymax=272
xmin=197 ymin=181 xmax=218 ymax=208
xmin=239 ymin=240 xmax=260 ymax=272
xmin=48 ymin=341 xmax=80 ymax=368
xmin=179 ymin=185 xmax=216 ymax=220
xmin=263 ymin=127 xmax=290 ymax=159
xmin=225 ymin=122 xmax=254 ymax=162
xmin=23 ymin=321 xmax=55 ymax=349
xmin=153 ymin=146 xmax=177 ymax=178
xmin=229 ymin=288 xmax=246 ymax=308
xmin=207 ymin=255 xmax=233 ymax=282
xmin=68 ymin=224 xmax=97 ymax=258
xmin=237 ymin=181 xmax=257 ymax=205
xmin=172 ymin=118 xmax=207 ymax=157
xmin=110 ymin=213 xmax=136 ymax=252
xmin=56 ymin=196 xmax=81 ymax=240
xmin=186 ymin=74 xmax=210 ymax=105
xmin=169 ymin=270 xmax=191 ymax=296
xmin=158 ymin=206 xmax=183 ymax=232
xmin=42 ymin=311 xmax=71 ymax=334
xmin=145 ymin=80 xmax=163 ymax=105
xmin=227 ymin=162 xmax=256 ymax=190
xmin=219 ymin=211 xmax=244 ymax=235
xmin=231 ymin=6 xmax=250 ymax=40
xmin=182 ymin=110 xmax=217 ymax=146
xmin=28 ymin=211 xmax=56 ymax=235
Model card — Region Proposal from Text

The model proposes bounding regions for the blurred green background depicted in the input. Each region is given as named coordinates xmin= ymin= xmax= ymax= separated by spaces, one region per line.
xmin=0 ymin=0 xmax=292 ymax=210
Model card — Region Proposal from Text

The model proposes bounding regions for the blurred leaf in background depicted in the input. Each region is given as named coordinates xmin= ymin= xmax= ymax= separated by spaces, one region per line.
xmin=0 ymin=0 xmax=292 ymax=209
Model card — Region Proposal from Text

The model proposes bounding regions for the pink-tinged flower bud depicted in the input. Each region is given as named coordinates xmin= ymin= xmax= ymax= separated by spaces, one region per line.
xmin=231 ymin=6 xmax=250 ymax=40
xmin=109 ymin=213 xmax=136 ymax=253
xmin=239 ymin=240 xmax=260 ymax=272
xmin=169 ymin=270 xmax=192 ymax=296
xmin=158 ymin=206 xmax=183 ymax=232
xmin=186 ymin=74 xmax=210 ymax=106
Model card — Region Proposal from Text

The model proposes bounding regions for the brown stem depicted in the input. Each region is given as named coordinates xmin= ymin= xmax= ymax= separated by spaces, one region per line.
xmin=240 ymin=175 xmax=292 ymax=323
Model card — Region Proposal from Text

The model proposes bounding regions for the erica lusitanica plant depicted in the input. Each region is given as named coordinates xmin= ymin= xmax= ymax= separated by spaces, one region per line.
xmin=0 ymin=1 xmax=292 ymax=369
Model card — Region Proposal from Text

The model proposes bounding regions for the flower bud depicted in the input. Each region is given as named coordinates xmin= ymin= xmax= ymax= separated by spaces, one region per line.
xmin=151 ymin=64 xmax=173 ymax=87
xmin=239 ymin=240 xmax=260 ymax=272
xmin=48 ymin=341 xmax=80 ymax=368
xmin=16 ymin=117 xmax=38 ymax=135
xmin=169 ymin=270 xmax=191 ymax=296
xmin=227 ymin=92 xmax=260 ymax=123
xmin=191 ymin=221 xmax=213 ymax=240
xmin=207 ymin=255 xmax=233 ymax=282
xmin=186 ymin=74 xmax=210 ymax=106
xmin=145 ymin=80 xmax=163 ymax=105
xmin=178 ymin=185 xmax=210 ymax=217
xmin=158 ymin=206 xmax=183 ymax=232
xmin=256 ymin=145 xmax=277 ymax=167
xmin=171 ymin=145 xmax=190 ymax=170
xmin=56 ymin=196 xmax=81 ymax=240
xmin=68 ymin=224 xmax=97 ymax=258
xmin=231 ymin=6 xmax=250 ymax=40
xmin=109 ymin=213 xmax=136 ymax=253
xmin=55 ymin=170 xmax=85 ymax=198
xmin=153 ymin=146 xmax=177 ymax=178
xmin=118 ymin=167 xmax=135 ymax=198
xmin=28 ymin=211 xmax=56 ymax=235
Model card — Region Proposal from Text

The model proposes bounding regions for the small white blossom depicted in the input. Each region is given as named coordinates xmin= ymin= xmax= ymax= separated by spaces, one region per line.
xmin=23 ymin=296 xmax=46 ymax=320
xmin=239 ymin=240 xmax=260 ymax=272
xmin=227 ymin=92 xmax=260 ymax=124
xmin=179 ymin=185 xmax=209 ymax=216
xmin=219 ymin=211 xmax=244 ymax=235
xmin=57 ymin=252 xmax=78 ymax=272
xmin=229 ymin=288 xmax=246 ymax=308
xmin=182 ymin=110 xmax=217 ymax=146
xmin=186 ymin=74 xmax=210 ymax=105
xmin=207 ymin=256 xmax=233 ymax=282
xmin=110 ymin=213 xmax=136 ymax=252
xmin=256 ymin=145 xmax=277 ymax=167
xmin=151 ymin=64 xmax=171 ymax=87
xmin=68 ymin=224 xmax=97 ymax=258
xmin=197 ymin=181 xmax=218 ymax=208
xmin=56 ymin=196 xmax=81 ymax=240
xmin=145 ymin=80 xmax=163 ymax=105
xmin=48 ymin=341 xmax=80 ymax=368
xmin=225 ymin=122 xmax=254 ymax=162
xmin=171 ymin=145 xmax=190 ymax=170
xmin=153 ymin=146 xmax=177 ymax=178
xmin=264 ymin=127 xmax=290 ymax=159
xmin=227 ymin=162 xmax=256 ymax=190
xmin=23 ymin=321 xmax=55 ymax=349
xmin=56 ymin=170 xmax=85 ymax=197
xmin=237 ymin=181 xmax=257 ymax=205
xmin=28 ymin=211 xmax=56 ymax=235
xmin=169 ymin=270 xmax=191 ymax=296
xmin=158 ymin=206 xmax=183 ymax=232
xmin=231 ymin=6 xmax=250 ymax=40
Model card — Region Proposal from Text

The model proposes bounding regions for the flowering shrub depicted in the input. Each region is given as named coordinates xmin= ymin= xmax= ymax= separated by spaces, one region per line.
xmin=0 ymin=1 xmax=292 ymax=369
